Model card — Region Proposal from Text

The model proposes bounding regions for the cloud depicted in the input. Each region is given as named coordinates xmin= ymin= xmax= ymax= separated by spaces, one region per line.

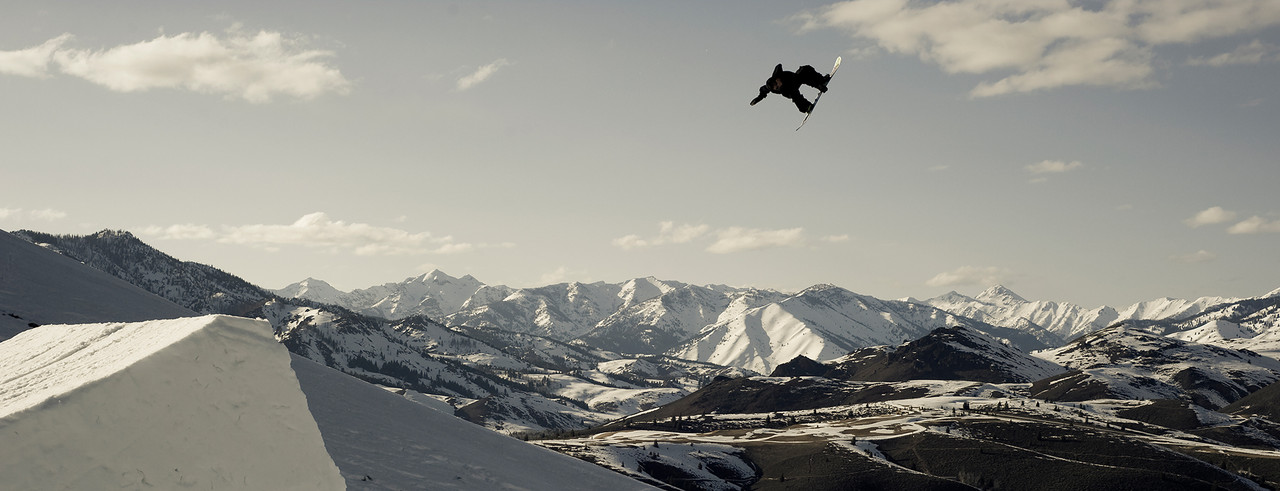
xmin=925 ymin=266 xmax=1011 ymax=288
xmin=1025 ymin=160 xmax=1084 ymax=174
xmin=456 ymin=58 xmax=510 ymax=91
xmin=0 ymin=34 xmax=71 ymax=78
xmin=538 ymin=266 xmax=590 ymax=285
xmin=0 ymin=28 xmax=350 ymax=102
xmin=793 ymin=0 xmax=1280 ymax=97
xmin=1227 ymin=216 xmax=1280 ymax=234
xmin=822 ymin=234 xmax=851 ymax=243
xmin=0 ymin=207 xmax=67 ymax=222
xmin=139 ymin=224 xmax=216 ymax=240
xmin=1187 ymin=39 xmax=1280 ymax=66
xmin=612 ymin=221 xmax=710 ymax=250
xmin=1184 ymin=206 xmax=1238 ymax=227
xmin=138 ymin=212 xmax=493 ymax=255
xmin=706 ymin=227 xmax=807 ymax=254
xmin=1170 ymin=250 xmax=1217 ymax=263
xmin=614 ymin=221 xmax=825 ymax=254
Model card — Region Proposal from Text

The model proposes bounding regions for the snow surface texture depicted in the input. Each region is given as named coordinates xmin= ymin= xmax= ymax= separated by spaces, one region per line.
xmin=290 ymin=354 xmax=659 ymax=490
xmin=0 ymin=315 xmax=344 ymax=490
xmin=0 ymin=229 xmax=194 ymax=340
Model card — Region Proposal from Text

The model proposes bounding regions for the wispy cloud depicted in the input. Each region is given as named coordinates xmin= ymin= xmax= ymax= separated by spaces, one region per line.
xmin=925 ymin=266 xmax=1012 ymax=288
xmin=614 ymin=221 xmax=834 ymax=254
xmin=0 ymin=27 xmax=351 ymax=102
xmin=1187 ymin=39 xmax=1280 ymax=66
xmin=707 ymin=227 xmax=806 ymax=254
xmin=1227 ymin=216 xmax=1280 ymax=234
xmin=537 ymin=266 xmax=590 ymax=285
xmin=1183 ymin=206 xmax=1280 ymax=234
xmin=456 ymin=58 xmax=510 ymax=91
xmin=612 ymin=221 xmax=710 ymax=250
xmin=793 ymin=0 xmax=1280 ymax=97
xmin=1185 ymin=206 xmax=1238 ymax=227
xmin=140 ymin=224 xmax=216 ymax=240
xmin=0 ymin=207 xmax=68 ymax=222
xmin=1026 ymin=160 xmax=1084 ymax=174
xmin=1025 ymin=159 xmax=1083 ymax=183
xmin=139 ymin=212 xmax=504 ymax=255
xmin=1170 ymin=250 xmax=1217 ymax=263
xmin=822 ymin=234 xmax=851 ymax=243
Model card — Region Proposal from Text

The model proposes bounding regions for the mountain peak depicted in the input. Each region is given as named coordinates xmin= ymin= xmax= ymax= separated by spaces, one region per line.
xmin=930 ymin=290 xmax=975 ymax=304
xmin=976 ymin=285 xmax=1027 ymax=305
xmin=90 ymin=229 xmax=137 ymax=240
xmin=409 ymin=269 xmax=476 ymax=287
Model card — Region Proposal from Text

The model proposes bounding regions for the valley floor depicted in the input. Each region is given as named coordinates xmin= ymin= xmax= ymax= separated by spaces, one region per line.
xmin=537 ymin=394 xmax=1280 ymax=490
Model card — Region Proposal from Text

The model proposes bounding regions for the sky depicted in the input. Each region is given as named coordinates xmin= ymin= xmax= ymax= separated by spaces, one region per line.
xmin=1 ymin=0 xmax=1278 ymax=308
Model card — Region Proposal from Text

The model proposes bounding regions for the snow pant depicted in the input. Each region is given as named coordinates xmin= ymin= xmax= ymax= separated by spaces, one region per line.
xmin=795 ymin=65 xmax=826 ymax=89
xmin=787 ymin=65 xmax=826 ymax=113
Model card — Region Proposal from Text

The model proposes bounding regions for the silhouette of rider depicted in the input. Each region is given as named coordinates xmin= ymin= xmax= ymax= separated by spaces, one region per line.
xmin=750 ymin=64 xmax=830 ymax=113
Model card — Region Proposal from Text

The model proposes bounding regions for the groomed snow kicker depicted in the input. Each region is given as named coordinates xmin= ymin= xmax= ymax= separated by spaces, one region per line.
xmin=0 ymin=315 xmax=344 ymax=490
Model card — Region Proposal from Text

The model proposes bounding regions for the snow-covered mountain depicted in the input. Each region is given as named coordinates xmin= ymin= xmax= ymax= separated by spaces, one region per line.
xmin=669 ymin=284 xmax=1043 ymax=375
xmin=276 ymin=270 xmax=512 ymax=321
xmin=578 ymin=284 xmax=787 ymax=354
xmin=1136 ymin=289 xmax=1280 ymax=357
xmin=14 ymin=229 xmax=269 ymax=315
xmin=258 ymin=299 xmax=735 ymax=434
xmin=443 ymin=277 xmax=788 ymax=354
xmin=820 ymin=325 xmax=1066 ymax=384
xmin=274 ymin=277 xmax=348 ymax=305
xmin=1030 ymin=325 xmax=1280 ymax=409
xmin=0 ymin=229 xmax=195 ymax=341
xmin=923 ymin=284 xmax=1236 ymax=341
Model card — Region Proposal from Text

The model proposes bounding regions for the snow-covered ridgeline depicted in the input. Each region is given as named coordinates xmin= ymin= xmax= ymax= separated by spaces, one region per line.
xmin=924 ymin=285 xmax=1238 ymax=341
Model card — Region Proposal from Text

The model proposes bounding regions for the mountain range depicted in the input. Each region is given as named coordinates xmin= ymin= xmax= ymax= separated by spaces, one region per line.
xmin=9 ymin=227 xmax=1280 ymax=489
xmin=272 ymin=264 xmax=1261 ymax=374
xmin=12 ymin=228 xmax=1278 ymax=379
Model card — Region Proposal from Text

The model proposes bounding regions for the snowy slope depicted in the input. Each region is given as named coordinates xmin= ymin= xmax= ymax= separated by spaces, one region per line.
xmin=826 ymin=325 xmax=1066 ymax=383
xmin=0 ymin=316 xmax=344 ymax=490
xmin=0 ymin=229 xmax=195 ymax=341
xmin=1156 ymin=290 xmax=1280 ymax=357
xmin=290 ymin=355 xmax=658 ymax=490
xmin=445 ymin=280 xmax=626 ymax=339
xmin=261 ymin=300 xmax=709 ymax=434
xmin=1032 ymin=325 xmax=1280 ymax=408
xmin=580 ymin=283 xmax=738 ymax=354
xmin=671 ymin=285 xmax=992 ymax=374
xmin=1168 ymin=319 xmax=1251 ymax=344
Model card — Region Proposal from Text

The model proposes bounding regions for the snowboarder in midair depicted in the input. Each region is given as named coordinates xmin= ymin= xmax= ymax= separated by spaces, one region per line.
xmin=750 ymin=63 xmax=831 ymax=113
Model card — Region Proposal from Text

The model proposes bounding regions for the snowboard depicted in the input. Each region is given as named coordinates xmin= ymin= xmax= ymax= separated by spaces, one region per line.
xmin=797 ymin=56 xmax=842 ymax=131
